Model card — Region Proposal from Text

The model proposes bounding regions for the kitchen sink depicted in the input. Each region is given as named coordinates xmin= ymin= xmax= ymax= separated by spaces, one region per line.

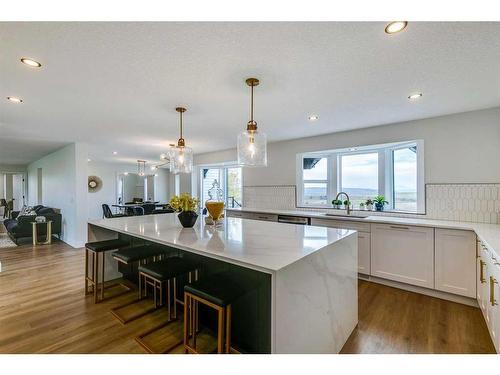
xmin=323 ymin=213 xmax=368 ymax=220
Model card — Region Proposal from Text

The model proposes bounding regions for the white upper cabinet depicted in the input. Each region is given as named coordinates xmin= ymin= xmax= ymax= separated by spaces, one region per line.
xmin=435 ymin=229 xmax=476 ymax=298
xmin=371 ymin=223 xmax=434 ymax=288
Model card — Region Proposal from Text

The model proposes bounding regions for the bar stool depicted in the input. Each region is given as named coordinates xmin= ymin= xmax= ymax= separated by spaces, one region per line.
xmin=109 ymin=244 xmax=167 ymax=324
xmin=135 ymin=257 xmax=200 ymax=353
xmin=85 ymin=238 xmax=130 ymax=303
xmin=184 ymin=272 xmax=247 ymax=354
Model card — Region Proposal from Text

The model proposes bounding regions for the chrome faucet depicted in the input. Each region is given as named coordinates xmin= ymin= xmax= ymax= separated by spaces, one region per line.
xmin=335 ymin=192 xmax=351 ymax=215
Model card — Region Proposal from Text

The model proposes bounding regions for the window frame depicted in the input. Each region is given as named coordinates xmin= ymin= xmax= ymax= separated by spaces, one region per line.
xmin=296 ymin=140 xmax=425 ymax=213
xmin=194 ymin=162 xmax=244 ymax=208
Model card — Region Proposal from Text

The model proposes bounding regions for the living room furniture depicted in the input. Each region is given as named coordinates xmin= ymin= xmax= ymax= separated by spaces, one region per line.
xmin=31 ymin=220 xmax=52 ymax=246
xmin=3 ymin=205 xmax=62 ymax=244
xmin=0 ymin=199 xmax=7 ymax=218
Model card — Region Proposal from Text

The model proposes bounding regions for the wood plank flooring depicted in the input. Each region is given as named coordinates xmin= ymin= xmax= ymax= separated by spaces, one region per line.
xmin=0 ymin=239 xmax=496 ymax=353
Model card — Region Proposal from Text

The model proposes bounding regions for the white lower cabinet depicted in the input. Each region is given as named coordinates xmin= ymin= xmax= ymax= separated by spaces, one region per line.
xmin=371 ymin=223 xmax=434 ymax=289
xmin=477 ymin=240 xmax=500 ymax=353
xmin=435 ymin=229 xmax=476 ymax=298
xmin=357 ymin=232 xmax=371 ymax=275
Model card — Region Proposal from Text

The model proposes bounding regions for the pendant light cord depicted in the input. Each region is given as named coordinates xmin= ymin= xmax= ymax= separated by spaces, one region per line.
xmin=250 ymin=83 xmax=254 ymax=123
xmin=179 ymin=110 xmax=183 ymax=139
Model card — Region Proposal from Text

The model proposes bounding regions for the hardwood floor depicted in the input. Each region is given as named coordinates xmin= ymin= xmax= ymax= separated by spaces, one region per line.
xmin=0 ymin=239 xmax=495 ymax=353
xmin=341 ymin=280 xmax=495 ymax=354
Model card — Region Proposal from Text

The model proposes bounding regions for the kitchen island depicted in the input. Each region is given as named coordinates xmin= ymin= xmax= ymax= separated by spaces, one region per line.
xmin=88 ymin=213 xmax=358 ymax=353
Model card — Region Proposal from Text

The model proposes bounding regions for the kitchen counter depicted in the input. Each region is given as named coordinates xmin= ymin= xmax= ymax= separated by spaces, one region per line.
xmin=87 ymin=214 xmax=358 ymax=353
xmin=226 ymin=207 xmax=500 ymax=258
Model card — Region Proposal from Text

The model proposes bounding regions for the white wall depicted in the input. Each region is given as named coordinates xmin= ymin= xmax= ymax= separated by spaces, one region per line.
xmin=27 ymin=143 xmax=89 ymax=248
xmin=195 ymin=107 xmax=500 ymax=186
xmin=154 ymin=168 xmax=170 ymax=203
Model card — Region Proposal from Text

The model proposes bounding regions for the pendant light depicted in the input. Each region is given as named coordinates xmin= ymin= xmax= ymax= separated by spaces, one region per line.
xmin=168 ymin=107 xmax=193 ymax=174
xmin=237 ymin=78 xmax=267 ymax=167
xmin=137 ymin=160 xmax=146 ymax=176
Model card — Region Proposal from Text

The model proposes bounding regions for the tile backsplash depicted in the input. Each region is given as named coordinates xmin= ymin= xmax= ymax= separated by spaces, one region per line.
xmin=243 ymin=184 xmax=500 ymax=224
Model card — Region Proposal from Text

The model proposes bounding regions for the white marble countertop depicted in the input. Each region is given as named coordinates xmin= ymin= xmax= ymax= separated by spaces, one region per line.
xmin=226 ymin=207 xmax=500 ymax=259
xmin=88 ymin=214 xmax=356 ymax=273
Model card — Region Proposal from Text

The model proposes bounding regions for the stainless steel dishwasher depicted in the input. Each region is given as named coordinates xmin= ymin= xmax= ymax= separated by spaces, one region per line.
xmin=277 ymin=215 xmax=310 ymax=225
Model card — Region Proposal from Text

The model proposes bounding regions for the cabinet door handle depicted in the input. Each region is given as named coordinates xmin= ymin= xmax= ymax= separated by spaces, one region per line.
xmin=490 ymin=276 xmax=498 ymax=306
xmin=480 ymin=260 xmax=486 ymax=283
xmin=389 ymin=225 xmax=410 ymax=230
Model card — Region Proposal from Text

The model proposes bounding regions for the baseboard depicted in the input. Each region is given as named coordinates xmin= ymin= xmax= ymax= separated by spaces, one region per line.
xmin=358 ymin=274 xmax=478 ymax=307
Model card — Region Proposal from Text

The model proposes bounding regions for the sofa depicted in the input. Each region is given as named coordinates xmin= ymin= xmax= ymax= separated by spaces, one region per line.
xmin=3 ymin=205 xmax=62 ymax=243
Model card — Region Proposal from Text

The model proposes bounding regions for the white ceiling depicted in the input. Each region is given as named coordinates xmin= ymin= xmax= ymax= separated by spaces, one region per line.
xmin=1 ymin=22 xmax=500 ymax=165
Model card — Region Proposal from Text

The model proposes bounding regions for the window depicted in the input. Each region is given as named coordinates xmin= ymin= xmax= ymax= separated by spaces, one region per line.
xmin=393 ymin=146 xmax=417 ymax=212
xmin=340 ymin=153 xmax=378 ymax=207
xmin=297 ymin=140 xmax=424 ymax=213
xmin=302 ymin=157 xmax=328 ymax=206
xmin=198 ymin=165 xmax=243 ymax=208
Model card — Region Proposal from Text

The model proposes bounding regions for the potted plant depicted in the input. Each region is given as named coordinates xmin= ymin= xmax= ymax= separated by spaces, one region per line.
xmin=365 ymin=199 xmax=374 ymax=211
xmin=169 ymin=193 xmax=200 ymax=228
xmin=343 ymin=200 xmax=351 ymax=210
xmin=359 ymin=202 xmax=365 ymax=210
xmin=373 ymin=195 xmax=389 ymax=211
xmin=331 ymin=199 xmax=342 ymax=209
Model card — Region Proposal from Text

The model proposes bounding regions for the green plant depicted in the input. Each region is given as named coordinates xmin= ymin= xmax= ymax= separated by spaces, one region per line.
xmin=365 ymin=199 xmax=373 ymax=205
xmin=169 ymin=193 xmax=199 ymax=212
xmin=373 ymin=195 xmax=388 ymax=205
xmin=331 ymin=199 xmax=342 ymax=206
xmin=359 ymin=202 xmax=365 ymax=207
xmin=343 ymin=200 xmax=351 ymax=206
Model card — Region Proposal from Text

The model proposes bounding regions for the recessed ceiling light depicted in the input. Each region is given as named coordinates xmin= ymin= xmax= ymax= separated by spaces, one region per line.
xmin=308 ymin=115 xmax=319 ymax=121
xmin=384 ymin=21 xmax=408 ymax=34
xmin=349 ymin=148 xmax=358 ymax=152
xmin=112 ymin=151 xmax=118 ymax=155
xmin=7 ymin=96 xmax=23 ymax=103
xmin=408 ymin=93 xmax=423 ymax=100
xmin=20 ymin=57 xmax=42 ymax=68
xmin=87 ymin=158 xmax=91 ymax=162
xmin=124 ymin=172 xmax=129 ymax=175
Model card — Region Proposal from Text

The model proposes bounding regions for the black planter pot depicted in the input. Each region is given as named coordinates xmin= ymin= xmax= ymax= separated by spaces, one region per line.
xmin=375 ymin=202 xmax=384 ymax=211
xmin=177 ymin=211 xmax=198 ymax=228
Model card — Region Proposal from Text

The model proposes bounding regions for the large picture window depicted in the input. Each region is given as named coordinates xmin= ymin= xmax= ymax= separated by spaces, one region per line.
xmin=297 ymin=140 xmax=424 ymax=213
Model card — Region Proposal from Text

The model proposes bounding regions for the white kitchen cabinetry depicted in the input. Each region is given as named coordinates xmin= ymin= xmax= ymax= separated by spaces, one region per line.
xmin=310 ymin=218 xmax=370 ymax=275
xmin=225 ymin=210 xmax=278 ymax=222
xmin=435 ymin=229 xmax=476 ymax=298
xmin=477 ymin=240 xmax=500 ymax=353
xmin=371 ymin=223 xmax=434 ymax=289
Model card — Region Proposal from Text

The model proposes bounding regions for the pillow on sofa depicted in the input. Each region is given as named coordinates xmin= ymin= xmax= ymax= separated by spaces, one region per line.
xmin=37 ymin=207 xmax=55 ymax=215
xmin=18 ymin=206 xmax=36 ymax=217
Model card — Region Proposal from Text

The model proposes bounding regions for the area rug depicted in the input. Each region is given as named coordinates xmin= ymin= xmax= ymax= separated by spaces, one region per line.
xmin=0 ymin=234 xmax=17 ymax=248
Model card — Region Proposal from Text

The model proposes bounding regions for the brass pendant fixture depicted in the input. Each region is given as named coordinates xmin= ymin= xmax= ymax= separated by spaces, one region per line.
xmin=237 ymin=78 xmax=267 ymax=167
xmin=168 ymin=107 xmax=193 ymax=174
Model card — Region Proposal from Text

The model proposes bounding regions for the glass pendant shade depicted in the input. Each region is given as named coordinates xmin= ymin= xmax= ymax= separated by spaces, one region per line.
xmin=237 ymin=129 xmax=267 ymax=167
xmin=169 ymin=146 xmax=193 ymax=174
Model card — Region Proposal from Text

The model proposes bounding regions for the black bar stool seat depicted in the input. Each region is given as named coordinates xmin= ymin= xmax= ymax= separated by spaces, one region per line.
xmin=184 ymin=272 xmax=247 ymax=354
xmin=184 ymin=273 xmax=246 ymax=307
xmin=84 ymin=238 xmax=130 ymax=303
xmin=138 ymin=257 xmax=199 ymax=281
xmin=112 ymin=245 xmax=164 ymax=264
xmin=85 ymin=239 xmax=129 ymax=252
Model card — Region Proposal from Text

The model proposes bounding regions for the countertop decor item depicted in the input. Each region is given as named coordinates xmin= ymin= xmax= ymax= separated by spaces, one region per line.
xmin=35 ymin=216 xmax=46 ymax=223
xmin=169 ymin=193 xmax=199 ymax=228
xmin=237 ymin=77 xmax=267 ymax=167
xmin=374 ymin=195 xmax=389 ymax=211
xmin=365 ymin=199 xmax=374 ymax=211
xmin=168 ymin=107 xmax=193 ymax=174
xmin=205 ymin=180 xmax=225 ymax=226
xmin=88 ymin=175 xmax=102 ymax=193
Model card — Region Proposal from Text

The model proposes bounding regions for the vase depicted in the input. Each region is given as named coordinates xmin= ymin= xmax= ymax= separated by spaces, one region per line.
xmin=375 ymin=202 xmax=384 ymax=211
xmin=178 ymin=211 xmax=198 ymax=228
xmin=366 ymin=204 xmax=373 ymax=211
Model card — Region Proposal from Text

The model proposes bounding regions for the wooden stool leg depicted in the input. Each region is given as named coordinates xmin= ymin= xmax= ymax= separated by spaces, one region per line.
xmin=225 ymin=305 xmax=232 ymax=353
xmin=154 ymin=280 xmax=158 ymax=308
xmin=94 ymin=251 xmax=99 ymax=304
xmin=217 ymin=307 xmax=225 ymax=354
xmin=138 ymin=273 xmax=142 ymax=299
xmin=84 ymin=248 xmax=89 ymax=295
xmin=183 ymin=293 xmax=189 ymax=353
xmin=101 ymin=251 xmax=105 ymax=301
